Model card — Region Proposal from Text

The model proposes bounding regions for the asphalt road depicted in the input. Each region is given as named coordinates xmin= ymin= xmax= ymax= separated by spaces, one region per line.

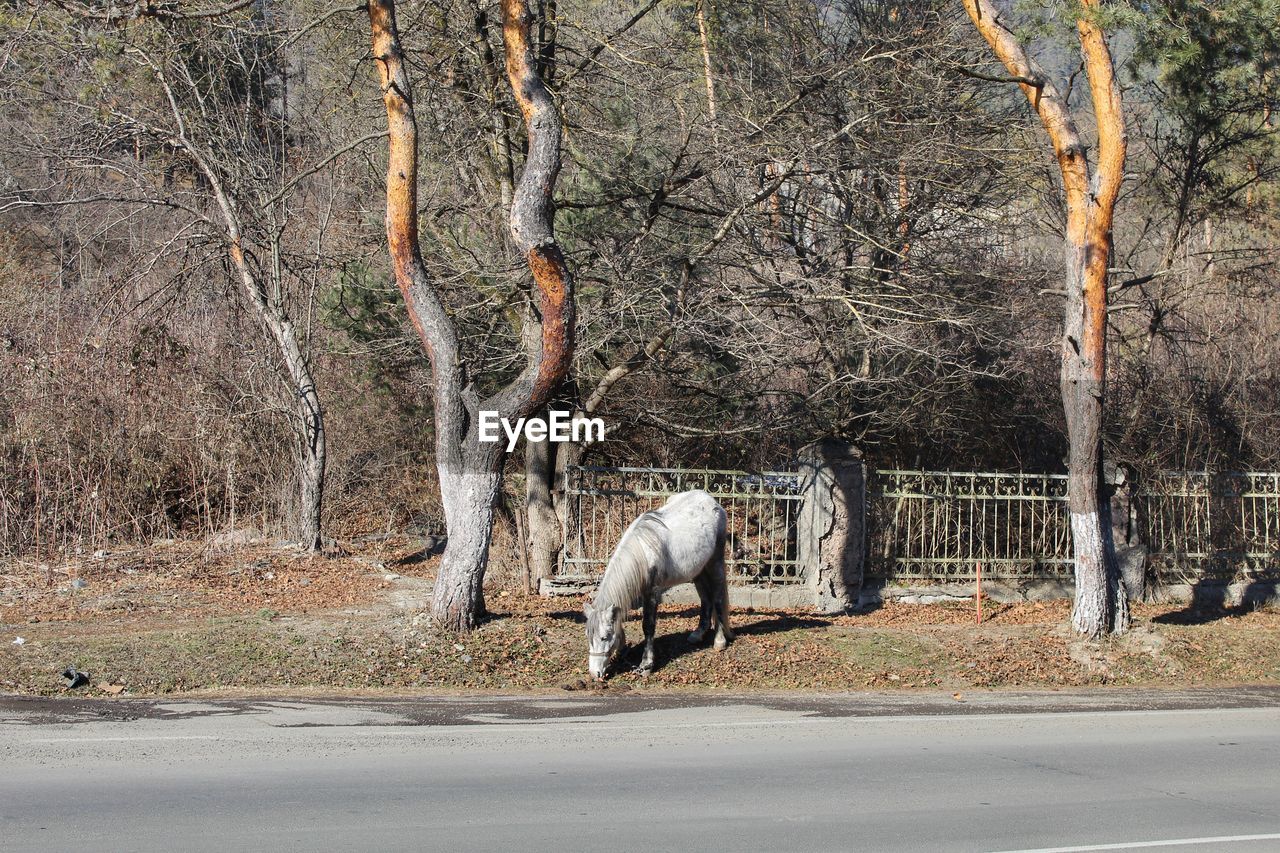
xmin=2 ymin=689 xmax=1279 ymax=853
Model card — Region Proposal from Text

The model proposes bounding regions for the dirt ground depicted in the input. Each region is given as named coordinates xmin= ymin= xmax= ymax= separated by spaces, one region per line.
xmin=2 ymin=539 xmax=1277 ymax=697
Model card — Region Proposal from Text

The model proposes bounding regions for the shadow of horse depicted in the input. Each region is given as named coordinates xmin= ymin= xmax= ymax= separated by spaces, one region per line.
xmin=621 ymin=609 xmax=834 ymax=675
xmin=1153 ymin=578 xmax=1276 ymax=625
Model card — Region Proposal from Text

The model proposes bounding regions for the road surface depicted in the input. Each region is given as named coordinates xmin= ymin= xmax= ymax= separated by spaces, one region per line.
xmin=2 ymin=688 xmax=1279 ymax=852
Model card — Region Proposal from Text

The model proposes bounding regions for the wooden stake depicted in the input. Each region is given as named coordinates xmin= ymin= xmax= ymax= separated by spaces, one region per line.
xmin=976 ymin=561 xmax=983 ymax=624
xmin=515 ymin=506 xmax=532 ymax=595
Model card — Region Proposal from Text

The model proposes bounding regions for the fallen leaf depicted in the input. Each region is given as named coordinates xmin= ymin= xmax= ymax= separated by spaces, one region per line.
xmin=98 ymin=683 xmax=125 ymax=696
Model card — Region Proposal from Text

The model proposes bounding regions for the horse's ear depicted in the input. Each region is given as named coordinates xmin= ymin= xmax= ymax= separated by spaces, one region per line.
xmin=583 ymin=602 xmax=594 ymax=618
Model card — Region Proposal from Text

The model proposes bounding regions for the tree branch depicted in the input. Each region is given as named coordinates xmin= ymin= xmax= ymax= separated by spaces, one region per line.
xmin=560 ymin=0 xmax=664 ymax=84
xmin=256 ymin=132 xmax=388 ymax=210
xmin=368 ymin=0 xmax=470 ymax=460
xmin=48 ymin=0 xmax=256 ymax=22
xmin=483 ymin=0 xmax=576 ymax=421
xmin=579 ymin=163 xmax=797 ymax=415
xmin=953 ymin=65 xmax=1043 ymax=87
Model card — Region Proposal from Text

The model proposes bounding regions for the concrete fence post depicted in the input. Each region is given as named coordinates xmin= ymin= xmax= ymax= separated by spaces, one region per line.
xmin=797 ymin=438 xmax=866 ymax=613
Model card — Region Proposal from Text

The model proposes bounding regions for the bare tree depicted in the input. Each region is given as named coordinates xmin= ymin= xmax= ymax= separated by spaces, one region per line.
xmin=368 ymin=0 xmax=574 ymax=630
xmin=4 ymin=0 xmax=1277 ymax=605
xmin=1 ymin=4 xmax=354 ymax=552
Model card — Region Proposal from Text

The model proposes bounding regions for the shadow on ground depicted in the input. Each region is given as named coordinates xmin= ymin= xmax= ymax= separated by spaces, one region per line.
xmin=1153 ymin=579 xmax=1276 ymax=625
xmin=622 ymin=610 xmax=834 ymax=675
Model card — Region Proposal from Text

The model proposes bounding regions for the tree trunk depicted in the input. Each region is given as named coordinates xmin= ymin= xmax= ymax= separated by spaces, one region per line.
xmin=295 ymin=385 xmax=325 ymax=553
xmin=963 ymin=0 xmax=1128 ymax=637
xmin=1061 ymin=241 xmax=1130 ymax=637
xmin=473 ymin=8 xmax=515 ymax=214
xmin=1062 ymin=242 xmax=1108 ymax=635
xmin=154 ymin=88 xmax=329 ymax=555
xmin=430 ymin=463 xmax=503 ymax=631
xmin=370 ymin=0 xmax=576 ymax=631
xmin=695 ymin=0 xmax=718 ymax=128
xmin=522 ymin=408 xmax=586 ymax=588
xmin=271 ymin=316 xmax=326 ymax=553
xmin=523 ymin=418 xmax=560 ymax=587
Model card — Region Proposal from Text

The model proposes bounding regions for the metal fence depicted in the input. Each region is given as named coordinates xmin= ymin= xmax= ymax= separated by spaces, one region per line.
xmin=1138 ymin=471 xmax=1280 ymax=581
xmin=867 ymin=469 xmax=1074 ymax=581
xmin=562 ymin=465 xmax=804 ymax=584
xmin=560 ymin=464 xmax=1280 ymax=585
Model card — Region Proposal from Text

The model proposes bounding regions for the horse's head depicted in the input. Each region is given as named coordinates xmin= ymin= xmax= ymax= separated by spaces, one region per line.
xmin=584 ymin=601 xmax=625 ymax=680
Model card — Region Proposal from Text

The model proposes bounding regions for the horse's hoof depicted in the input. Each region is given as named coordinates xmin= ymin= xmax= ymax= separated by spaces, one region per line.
xmin=635 ymin=664 xmax=652 ymax=677
xmin=687 ymin=631 xmax=705 ymax=644
xmin=714 ymin=637 xmax=728 ymax=651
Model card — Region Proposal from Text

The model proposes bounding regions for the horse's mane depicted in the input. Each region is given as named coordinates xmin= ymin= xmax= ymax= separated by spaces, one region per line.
xmin=594 ymin=510 xmax=667 ymax=613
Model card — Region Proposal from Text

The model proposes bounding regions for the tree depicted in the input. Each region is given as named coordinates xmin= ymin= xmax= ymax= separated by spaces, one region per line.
xmin=962 ymin=0 xmax=1130 ymax=636
xmin=4 ymin=0 xmax=1277 ymax=599
xmin=1131 ymin=0 xmax=1279 ymax=249
xmin=517 ymin=0 xmax=1032 ymax=579
xmin=368 ymin=0 xmax=574 ymax=630
xmin=1106 ymin=0 xmax=1280 ymax=462
xmin=133 ymin=49 xmax=329 ymax=553
xmin=2 ymin=3 xmax=347 ymax=552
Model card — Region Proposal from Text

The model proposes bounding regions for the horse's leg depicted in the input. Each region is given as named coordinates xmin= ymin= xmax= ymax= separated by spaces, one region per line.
xmin=638 ymin=592 xmax=659 ymax=674
xmin=711 ymin=547 xmax=734 ymax=650
xmin=688 ymin=574 xmax=712 ymax=644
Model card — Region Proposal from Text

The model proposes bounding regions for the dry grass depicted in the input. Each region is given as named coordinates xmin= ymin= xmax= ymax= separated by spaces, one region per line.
xmin=0 ymin=540 xmax=395 ymax=623
xmin=2 ymin=541 xmax=1277 ymax=696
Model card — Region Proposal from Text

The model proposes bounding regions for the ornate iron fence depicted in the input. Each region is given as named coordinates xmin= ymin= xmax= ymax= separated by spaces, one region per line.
xmin=560 ymin=465 xmax=1280 ymax=586
xmin=867 ymin=469 xmax=1074 ymax=581
xmin=562 ymin=465 xmax=804 ymax=584
xmin=1137 ymin=471 xmax=1280 ymax=581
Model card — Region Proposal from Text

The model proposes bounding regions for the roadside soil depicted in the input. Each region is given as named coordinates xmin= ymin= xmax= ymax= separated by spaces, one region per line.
xmin=2 ymin=539 xmax=1277 ymax=697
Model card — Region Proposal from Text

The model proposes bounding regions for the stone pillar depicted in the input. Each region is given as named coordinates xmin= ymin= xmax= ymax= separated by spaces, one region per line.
xmin=1105 ymin=462 xmax=1146 ymax=601
xmin=797 ymin=438 xmax=866 ymax=613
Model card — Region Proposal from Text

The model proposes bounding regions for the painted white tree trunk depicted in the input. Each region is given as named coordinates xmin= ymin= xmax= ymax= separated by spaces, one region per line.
xmin=371 ymin=0 xmax=575 ymax=631
xmin=1061 ymin=245 xmax=1129 ymax=637
xmin=431 ymin=467 xmax=502 ymax=631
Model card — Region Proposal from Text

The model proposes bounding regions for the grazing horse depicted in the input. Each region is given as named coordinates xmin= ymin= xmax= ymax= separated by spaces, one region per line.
xmin=584 ymin=489 xmax=733 ymax=679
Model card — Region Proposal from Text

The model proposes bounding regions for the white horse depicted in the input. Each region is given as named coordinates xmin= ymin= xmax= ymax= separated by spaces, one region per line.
xmin=584 ymin=489 xmax=733 ymax=679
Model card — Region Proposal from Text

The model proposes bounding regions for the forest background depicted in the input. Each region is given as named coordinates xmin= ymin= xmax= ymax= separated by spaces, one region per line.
xmin=1 ymin=0 xmax=1276 ymax=579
